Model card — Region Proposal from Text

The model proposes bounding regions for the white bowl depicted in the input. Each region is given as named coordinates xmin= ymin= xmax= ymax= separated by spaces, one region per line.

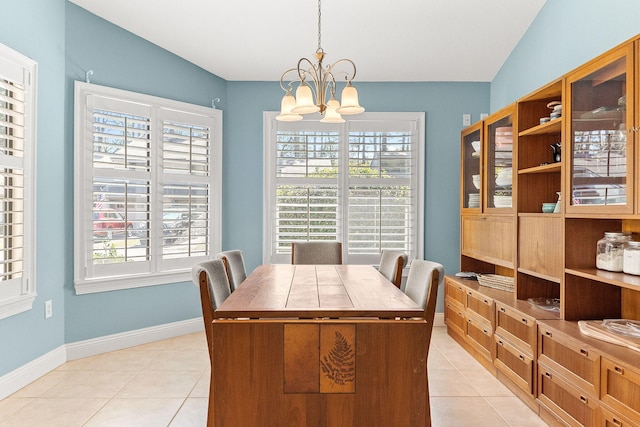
xmin=471 ymin=140 xmax=481 ymax=152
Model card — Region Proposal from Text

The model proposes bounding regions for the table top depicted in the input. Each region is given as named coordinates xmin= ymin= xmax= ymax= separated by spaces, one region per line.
xmin=214 ymin=264 xmax=424 ymax=319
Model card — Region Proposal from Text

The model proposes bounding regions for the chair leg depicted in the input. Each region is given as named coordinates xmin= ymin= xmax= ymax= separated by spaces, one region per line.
xmin=425 ymin=374 xmax=431 ymax=427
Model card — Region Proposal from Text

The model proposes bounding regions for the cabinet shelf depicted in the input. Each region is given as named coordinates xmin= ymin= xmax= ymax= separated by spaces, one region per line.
xmin=518 ymin=119 xmax=562 ymax=137
xmin=519 ymin=163 xmax=561 ymax=175
xmin=566 ymin=267 xmax=640 ymax=292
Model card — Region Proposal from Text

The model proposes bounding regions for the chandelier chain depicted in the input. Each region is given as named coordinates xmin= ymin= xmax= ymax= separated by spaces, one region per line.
xmin=317 ymin=0 xmax=322 ymax=51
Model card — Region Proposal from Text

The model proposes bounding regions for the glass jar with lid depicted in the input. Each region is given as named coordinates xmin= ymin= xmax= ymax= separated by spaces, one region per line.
xmin=623 ymin=241 xmax=640 ymax=275
xmin=596 ymin=232 xmax=631 ymax=272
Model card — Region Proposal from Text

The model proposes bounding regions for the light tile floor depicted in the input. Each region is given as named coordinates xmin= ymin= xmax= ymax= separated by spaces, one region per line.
xmin=0 ymin=327 xmax=548 ymax=426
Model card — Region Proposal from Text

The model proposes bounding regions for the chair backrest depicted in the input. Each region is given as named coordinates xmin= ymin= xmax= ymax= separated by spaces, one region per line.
xmin=378 ymin=250 xmax=408 ymax=288
xmin=291 ymin=241 xmax=342 ymax=265
xmin=404 ymin=259 xmax=444 ymax=346
xmin=216 ymin=249 xmax=247 ymax=292
xmin=192 ymin=259 xmax=232 ymax=359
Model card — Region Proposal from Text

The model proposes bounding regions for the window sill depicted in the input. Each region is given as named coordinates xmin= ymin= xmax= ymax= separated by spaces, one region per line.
xmin=74 ymin=270 xmax=192 ymax=295
xmin=0 ymin=293 xmax=37 ymax=320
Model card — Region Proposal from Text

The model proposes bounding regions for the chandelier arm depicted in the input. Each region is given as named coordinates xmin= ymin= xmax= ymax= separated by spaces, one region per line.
xmin=279 ymin=68 xmax=300 ymax=91
xmin=324 ymin=58 xmax=358 ymax=82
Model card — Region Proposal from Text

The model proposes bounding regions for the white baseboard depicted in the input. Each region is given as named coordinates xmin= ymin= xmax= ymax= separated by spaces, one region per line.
xmin=434 ymin=312 xmax=445 ymax=327
xmin=66 ymin=317 xmax=203 ymax=360
xmin=0 ymin=345 xmax=66 ymax=400
xmin=0 ymin=317 xmax=203 ymax=400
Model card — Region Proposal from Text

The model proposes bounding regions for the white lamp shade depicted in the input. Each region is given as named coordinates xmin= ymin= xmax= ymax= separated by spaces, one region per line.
xmin=291 ymin=82 xmax=320 ymax=114
xmin=276 ymin=92 xmax=303 ymax=121
xmin=320 ymin=97 xmax=345 ymax=123
xmin=336 ymin=83 xmax=365 ymax=115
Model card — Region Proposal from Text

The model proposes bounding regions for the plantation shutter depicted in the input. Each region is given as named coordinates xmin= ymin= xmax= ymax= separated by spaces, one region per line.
xmin=346 ymin=120 xmax=417 ymax=261
xmin=0 ymin=44 xmax=36 ymax=317
xmin=273 ymin=124 xmax=340 ymax=256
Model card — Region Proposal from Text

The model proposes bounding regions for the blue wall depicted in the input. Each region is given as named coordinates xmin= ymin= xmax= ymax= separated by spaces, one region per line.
xmin=491 ymin=0 xmax=640 ymax=111
xmin=0 ymin=0 xmax=67 ymax=375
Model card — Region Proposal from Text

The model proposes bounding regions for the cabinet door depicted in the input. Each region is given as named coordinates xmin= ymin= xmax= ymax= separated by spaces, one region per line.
xmin=538 ymin=361 xmax=600 ymax=427
xmin=461 ymin=122 xmax=483 ymax=211
xmin=600 ymin=403 xmax=640 ymax=427
xmin=566 ymin=43 xmax=634 ymax=214
xmin=601 ymin=357 xmax=640 ymax=422
xmin=461 ymin=215 xmax=515 ymax=268
xmin=485 ymin=107 xmax=514 ymax=211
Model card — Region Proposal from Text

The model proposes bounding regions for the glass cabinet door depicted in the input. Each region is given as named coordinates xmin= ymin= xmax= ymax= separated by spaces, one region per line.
xmin=461 ymin=122 xmax=482 ymax=211
xmin=567 ymin=45 xmax=634 ymax=213
xmin=486 ymin=112 xmax=513 ymax=210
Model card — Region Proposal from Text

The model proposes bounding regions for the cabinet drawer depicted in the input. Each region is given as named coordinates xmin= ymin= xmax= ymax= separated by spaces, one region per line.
xmin=601 ymin=358 xmax=640 ymax=421
xmin=538 ymin=324 xmax=600 ymax=397
xmin=445 ymin=279 xmax=466 ymax=306
xmin=495 ymin=302 xmax=536 ymax=355
xmin=466 ymin=288 xmax=494 ymax=323
xmin=538 ymin=361 xmax=600 ymax=427
xmin=495 ymin=334 xmax=534 ymax=395
xmin=461 ymin=215 xmax=515 ymax=266
xmin=445 ymin=298 xmax=465 ymax=337
xmin=601 ymin=403 xmax=640 ymax=427
xmin=465 ymin=312 xmax=493 ymax=362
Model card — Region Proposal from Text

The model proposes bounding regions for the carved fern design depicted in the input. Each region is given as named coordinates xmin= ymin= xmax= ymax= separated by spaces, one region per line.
xmin=320 ymin=331 xmax=355 ymax=385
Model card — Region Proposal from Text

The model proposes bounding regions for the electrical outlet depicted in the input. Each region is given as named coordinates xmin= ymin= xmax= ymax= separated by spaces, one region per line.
xmin=45 ymin=300 xmax=52 ymax=319
xmin=463 ymin=114 xmax=471 ymax=126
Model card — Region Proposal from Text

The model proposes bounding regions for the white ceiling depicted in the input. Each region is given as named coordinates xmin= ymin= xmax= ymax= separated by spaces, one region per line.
xmin=68 ymin=0 xmax=546 ymax=82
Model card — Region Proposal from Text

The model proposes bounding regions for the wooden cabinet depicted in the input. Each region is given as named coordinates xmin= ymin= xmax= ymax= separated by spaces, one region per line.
xmin=451 ymin=33 xmax=640 ymax=426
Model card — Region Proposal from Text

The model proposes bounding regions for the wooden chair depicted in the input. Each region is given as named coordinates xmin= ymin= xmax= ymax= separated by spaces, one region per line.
xmin=403 ymin=259 xmax=444 ymax=427
xmin=291 ymin=241 xmax=342 ymax=265
xmin=192 ymin=259 xmax=232 ymax=360
xmin=216 ymin=249 xmax=247 ymax=292
xmin=378 ymin=250 xmax=408 ymax=288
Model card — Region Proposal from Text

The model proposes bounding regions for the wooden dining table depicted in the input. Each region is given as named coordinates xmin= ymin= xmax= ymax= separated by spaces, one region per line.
xmin=209 ymin=264 xmax=430 ymax=427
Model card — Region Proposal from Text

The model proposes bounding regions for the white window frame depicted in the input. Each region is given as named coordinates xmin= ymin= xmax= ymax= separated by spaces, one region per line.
xmin=263 ymin=111 xmax=424 ymax=266
xmin=74 ymin=82 xmax=222 ymax=294
xmin=0 ymin=43 xmax=37 ymax=319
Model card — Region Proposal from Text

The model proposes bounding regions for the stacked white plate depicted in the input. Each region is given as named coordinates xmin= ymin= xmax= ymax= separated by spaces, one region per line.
xmin=494 ymin=195 xmax=512 ymax=208
xmin=496 ymin=168 xmax=512 ymax=186
xmin=468 ymin=193 xmax=480 ymax=208
xmin=472 ymin=174 xmax=481 ymax=189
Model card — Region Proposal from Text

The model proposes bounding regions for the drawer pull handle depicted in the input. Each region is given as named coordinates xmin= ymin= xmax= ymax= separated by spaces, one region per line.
xmin=545 ymin=331 xmax=552 ymax=337
xmin=483 ymin=329 xmax=488 ymax=334
xmin=579 ymin=395 xmax=588 ymax=404
xmin=519 ymin=354 xmax=524 ymax=361
xmin=468 ymin=319 xmax=472 ymax=323
xmin=580 ymin=348 xmax=589 ymax=357
xmin=614 ymin=366 xmax=625 ymax=375
xmin=500 ymin=307 xmax=506 ymax=313
xmin=483 ymin=299 xmax=489 ymax=304
xmin=521 ymin=318 xmax=527 ymax=324
xmin=498 ymin=340 xmax=504 ymax=346
xmin=612 ymin=418 xmax=622 ymax=426
xmin=545 ymin=372 xmax=552 ymax=379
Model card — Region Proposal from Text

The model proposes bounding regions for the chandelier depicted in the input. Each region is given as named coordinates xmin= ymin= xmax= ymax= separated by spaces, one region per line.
xmin=276 ymin=0 xmax=365 ymax=123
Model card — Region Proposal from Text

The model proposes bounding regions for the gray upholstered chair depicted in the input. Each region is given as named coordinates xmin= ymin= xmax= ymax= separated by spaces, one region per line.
xmin=403 ymin=259 xmax=444 ymax=427
xmin=291 ymin=241 xmax=342 ymax=265
xmin=216 ymin=249 xmax=247 ymax=292
xmin=378 ymin=250 xmax=408 ymax=288
xmin=192 ymin=259 xmax=232 ymax=359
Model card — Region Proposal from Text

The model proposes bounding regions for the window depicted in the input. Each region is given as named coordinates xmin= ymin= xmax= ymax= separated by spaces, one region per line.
xmin=263 ymin=112 xmax=424 ymax=265
xmin=74 ymin=82 xmax=221 ymax=294
xmin=0 ymin=43 xmax=37 ymax=319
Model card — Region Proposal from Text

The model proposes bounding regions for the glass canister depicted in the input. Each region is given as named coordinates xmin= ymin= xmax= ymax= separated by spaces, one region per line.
xmin=596 ymin=232 xmax=631 ymax=272
xmin=623 ymin=241 xmax=640 ymax=275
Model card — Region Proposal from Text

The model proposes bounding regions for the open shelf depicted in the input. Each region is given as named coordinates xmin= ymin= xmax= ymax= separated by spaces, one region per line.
xmin=566 ymin=267 xmax=640 ymax=292
xmin=519 ymin=163 xmax=561 ymax=175
xmin=519 ymin=119 xmax=562 ymax=137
